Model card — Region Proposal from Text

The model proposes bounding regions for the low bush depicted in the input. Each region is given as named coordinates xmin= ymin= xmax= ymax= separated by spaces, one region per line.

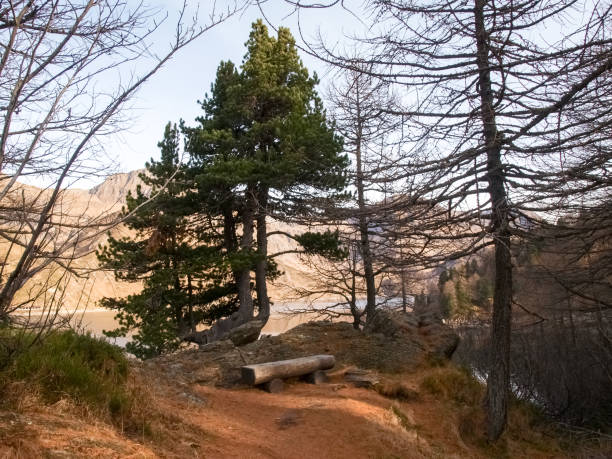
xmin=389 ymin=405 xmax=419 ymax=431
xmin=420 ymin=364 xmax=572 ymax=456
xmin=3 ymin=330 xmax=132 ymax=420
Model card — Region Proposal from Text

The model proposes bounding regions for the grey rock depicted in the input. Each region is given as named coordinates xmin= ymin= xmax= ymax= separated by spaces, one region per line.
xmin=345 ymin=370 xmax=380 ymax=388
xmin=263 ymin=378 xmax=284 ymax=393
xmin=364 ymin=309 xmax=419 ymax=338
xmin=364 ymin=309 xmax=459 ymax=360
xmin=305 ymin=369 xmax=330 ymax=384
xmin=199 ymin=339 xmax=235 ymax=353
xmin=228 ymin=320 xmax=264 ymax=346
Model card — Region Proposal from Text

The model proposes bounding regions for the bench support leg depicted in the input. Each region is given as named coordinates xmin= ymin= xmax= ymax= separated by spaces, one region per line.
xmin=262 ymin=378 xmax=284 ymax=393
xmin=305 ymin=370 xmax=329 ymax=385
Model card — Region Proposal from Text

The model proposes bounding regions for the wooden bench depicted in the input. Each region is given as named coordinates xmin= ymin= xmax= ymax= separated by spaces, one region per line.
xmin=241 ymin=355 xmax=335 ymax=392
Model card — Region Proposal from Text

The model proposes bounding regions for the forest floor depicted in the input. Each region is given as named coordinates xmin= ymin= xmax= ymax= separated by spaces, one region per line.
xmin=0 ymin=320 xmax=607 ymax=458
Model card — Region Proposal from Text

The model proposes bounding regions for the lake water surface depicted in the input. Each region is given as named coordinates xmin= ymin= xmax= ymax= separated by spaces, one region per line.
xmin=64 ymin=305 xmax=343 ymax=347
xmin=27 ymin=297 xmax=407 ymax=348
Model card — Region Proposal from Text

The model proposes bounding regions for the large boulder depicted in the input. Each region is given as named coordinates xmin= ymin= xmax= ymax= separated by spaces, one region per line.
xmin=228 ymin=320 xmax=264 ymax=346
xmin=416 ymin=311 xmax=460 ymax=358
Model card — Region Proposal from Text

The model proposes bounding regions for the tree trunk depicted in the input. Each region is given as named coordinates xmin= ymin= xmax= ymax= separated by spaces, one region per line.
xmin=255 ymin=185 xmax=270 ymax=322
xmin=348 ymin=247 xmax=361 ymax=329
xmin=474 ymin=0 xmax=513 ymax=441
xmin=401 ymin=268 xmax=407 ymax=314
xmin=360 ymin=203 xmax=377 ymax=323
xmin=241 ymin=354 xmax=336 ymax=385
xmin=487 ymin=234 xmax=513 ymax=441
xmin=187 ymin=273 xmax=195 ymax=333
xmin=353 ymin=86 xmax=377 ymax=324
xmin=223 ymin=202 xmax=243 ymax=296
xmin=567 ymin=297 xmax=576 ymax=346
xmin=171 ymin=239 xmax=187 ymax=336
xmin=223 ymin=203 xmax=242 ymax=296
xmin=223 ymin=204 xmax=238 ymax=254
xmin=350 ymin=268 xmax=360 ymax=329
xmin=197 ymin=189 xmax=255 ymax=344
xmin=237 ymin=186 xmax=255 ymax=322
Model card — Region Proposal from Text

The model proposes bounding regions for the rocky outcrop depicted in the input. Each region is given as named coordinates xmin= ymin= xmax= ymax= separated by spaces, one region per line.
xmin=148 ymin=315 xmax=459 ymax=388
xmin=365 ymin=309 xmax=459 ymax=360
xmin=88 ymin=169 xmax=147 ymax=207
xmin=419 ymin=321 xmax=460 ymax=359
xmin=364 ymin=309 xmax=420 ymax=337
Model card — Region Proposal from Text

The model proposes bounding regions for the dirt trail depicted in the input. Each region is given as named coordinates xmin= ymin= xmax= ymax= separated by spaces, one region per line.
xmin=161 ymin=378 xmax=435 ymax=459
xmin=135 ymin=364 xmax=571 ymax=459
xmin=0 ymin=368 xmax=571 ymax=459
xmin=0 ymin=371 xmax=453 ymax=458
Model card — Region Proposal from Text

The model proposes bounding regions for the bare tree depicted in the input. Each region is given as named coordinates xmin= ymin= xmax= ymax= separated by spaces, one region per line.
xmin=262 ymin=0 xmax=611 ymax=440
xmin=288 ymin=223 xmax=398 ymax=328
xmin=326 ymin=64 xmax=401 ymax=323
xmin=289 ymin=231 xmax=368 ymax=329
xmin=0 ymin=0 xmax=245 ymax=352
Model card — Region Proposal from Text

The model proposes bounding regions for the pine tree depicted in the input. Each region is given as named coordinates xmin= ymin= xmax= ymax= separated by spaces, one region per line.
xmin=97 ymin=123 xmax=237 ymax=358
xmin=184 ymin=21 xmax=349 ymax=341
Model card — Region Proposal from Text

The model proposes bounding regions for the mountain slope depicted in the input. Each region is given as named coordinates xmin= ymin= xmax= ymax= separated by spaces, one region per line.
xmin=4 ymin=170 xmax=323 ymax=313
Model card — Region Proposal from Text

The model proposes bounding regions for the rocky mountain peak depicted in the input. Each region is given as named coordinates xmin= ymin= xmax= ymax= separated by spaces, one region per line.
xmin=88 ymin=169 xmax=147 ymax=206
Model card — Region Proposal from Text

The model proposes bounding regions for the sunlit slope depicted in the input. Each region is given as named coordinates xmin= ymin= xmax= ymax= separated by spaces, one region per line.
xmin=1 ymin=171 xmax=325 ymax=311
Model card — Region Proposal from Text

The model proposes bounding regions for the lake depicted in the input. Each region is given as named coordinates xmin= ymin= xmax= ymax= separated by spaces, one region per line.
xmin=58 ymin=304 xmax=348 ymax=347
xmin=23 ymin=297 xmax=408 ymax=348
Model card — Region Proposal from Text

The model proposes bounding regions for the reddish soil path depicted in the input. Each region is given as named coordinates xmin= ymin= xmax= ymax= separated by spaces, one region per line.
xmin=182 ymin=383 xmax=429 ymax=459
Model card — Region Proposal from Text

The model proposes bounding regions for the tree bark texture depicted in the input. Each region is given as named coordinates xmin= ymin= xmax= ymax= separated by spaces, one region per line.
xmin=241 ymin=354 xmax=336 ymax=385
xmin=255 ymin=185 xmax=270 ymax=322
xmin=353 ymin=86 xmax=377 ymax=324
xmin=200 ymin=188 xmax=256 ymax=343
xmin=237 ymin=186 xmax=255 ymax=322
xmin=474 ymin=0 xmax=513 ymax=441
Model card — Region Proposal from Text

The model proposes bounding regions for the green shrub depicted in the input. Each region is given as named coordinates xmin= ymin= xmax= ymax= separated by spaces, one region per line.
xmin=7 ymin=330 xmax=131 ymax=418
xmin=0 ymin=326 xmax=38 ymax=369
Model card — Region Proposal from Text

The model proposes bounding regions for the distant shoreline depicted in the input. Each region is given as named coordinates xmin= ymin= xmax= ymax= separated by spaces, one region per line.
xmin=11 ymin=297 xmax=405 ymax=317
xmin=11 ymin=306 xmax=112 ymax=317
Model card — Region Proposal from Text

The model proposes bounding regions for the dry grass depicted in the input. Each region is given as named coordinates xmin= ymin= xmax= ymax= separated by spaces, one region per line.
xmin=389 ymin=404 xmax=421 ymax=432
xmin=415 ymin=363 xmax=573 ymax=457
xmin=0 ymin=329 xmax=210 ymax=456
xmin=0 ymin=360 xmax=209 ymax=457
xmin=419 ymin=365 xmax=482 ymax=406
xmin=1 ymin=326 xmax=607 ymax=458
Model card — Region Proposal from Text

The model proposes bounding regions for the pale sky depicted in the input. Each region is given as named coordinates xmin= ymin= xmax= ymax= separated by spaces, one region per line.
xmin=104 ymin=1 xmax=367 ymax=183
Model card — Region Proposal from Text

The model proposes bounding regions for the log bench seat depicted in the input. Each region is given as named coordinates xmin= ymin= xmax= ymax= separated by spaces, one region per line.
xmin=241 ymin=354 xmax=335 ymax=392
